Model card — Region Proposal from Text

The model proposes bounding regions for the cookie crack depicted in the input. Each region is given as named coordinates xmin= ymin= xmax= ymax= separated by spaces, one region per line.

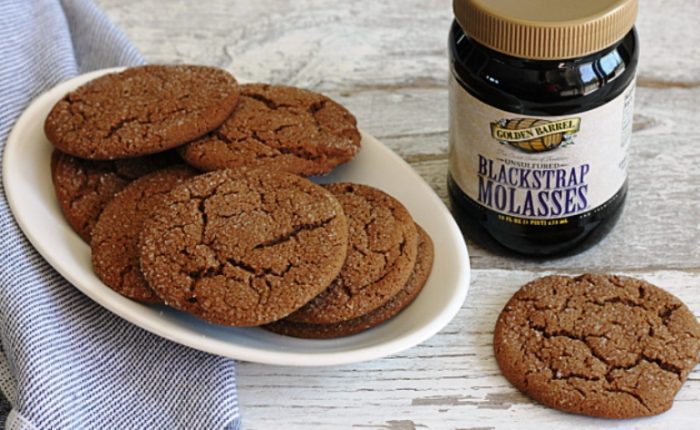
xmin=607 ymin=388 xmax=652 ymax=413
xmin=198 ymin=198 xmax=209 ymax=240
xmin=659 ymin=304 xmax=681 ymax=326
xmin=530 ymin=323 xmax=612 ymax=366
xmin=250 ymin=130 xmax=324 ymax=161
xmin=251 ymin=130 xmax=272 ymax=148
xmin=273 ymin=124 xmax=294 ymax=133
xmin=225 ymin=257 xmax=291 ymax=278
xmin=530 ymin=324 xmax=684 ymax=384
xmin=308 ymin=99 xmax=328 ymax=131
xmin=214 ymin=125 xmax=325 ymax=162
xmin=212 ymin=129 xmax=234 ymax=146
xmin=152 ymin=106 xmax=190 ymax=121
xmin=115 ymin=263 xmax=132 ymax=289
xmin=245 ymin=93 xmax=293 ymax=110
xmin=570 ymin=384 xmax=588 ymax=399
xmin=351 ymin=243 xmax=369 ymax=257
xmin=588 ymin=296 xmax=644 ymax=309
xmin=258 ymin=277 xmax=274 ymax=306
xmin=253 ymin=216 xmax=337 ymax=250
xmin=70 ymin=173 xmax=117 ymax=204
xmin=221 ymin=129 xmax=285 ymax=161
xmin=105 ymin=116 xmax=139 ymax=139
xmin=607 ymin=276 xmax=631 ymax=290
xmin=340 ymin=234 xmax=408 ymax=298
xmin=606 ymin=354 xmax=682 ymax=380
xmin=195 ymin=185 xmax=245 ymax=244
xmin=558 ymin=296 xmax=574 ymax=313
xmin=187 ymin=258 xmax=253 ymax=288
xmin=641 ymin=356 xmax=683 ymax=380
xmin=249 ymin=131 xmax=282 ymax=160
xmin=552 ymin=372 xmax=602 ymax=382
xmin=187 ymin=267 xmax=219 ymax=282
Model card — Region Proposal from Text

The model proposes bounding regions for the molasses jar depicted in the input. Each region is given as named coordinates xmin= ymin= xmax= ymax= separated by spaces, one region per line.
xmin=448 ymin=0 xmax=639 ymax=257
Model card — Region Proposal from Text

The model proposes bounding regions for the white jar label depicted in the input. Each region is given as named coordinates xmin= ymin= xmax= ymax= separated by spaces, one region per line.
xmin=448 ymin=74 xmax=635 ymax=221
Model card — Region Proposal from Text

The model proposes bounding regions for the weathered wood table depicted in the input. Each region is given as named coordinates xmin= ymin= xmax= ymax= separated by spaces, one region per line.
xmin=97 ymin=0 xmax=700 ymax=428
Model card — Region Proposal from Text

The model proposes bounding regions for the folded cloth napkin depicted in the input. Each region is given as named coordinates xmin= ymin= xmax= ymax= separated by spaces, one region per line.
xmin=0 ymin=1 xmax=241 ymax=428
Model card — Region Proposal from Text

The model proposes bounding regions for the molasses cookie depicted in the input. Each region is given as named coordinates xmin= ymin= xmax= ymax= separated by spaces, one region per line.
xmin=494 ymin=274 xmax=700 ymax=418
xmin=139 ymin=169 xmax=349 ymax=326
xmin=179 ymin=84 xmax=361 ymax=176
xmin=284 ymin=183 xmax=418 ymax=325
xmin=45 ymin=65 xmax=240 ymax=159
xmin=91 ymin=166 xmax=198 ymax=303
xmin=51 ymin=149 xmax=180 ymax=242
xmin=266 ymin=225 xmax=433 ymax=338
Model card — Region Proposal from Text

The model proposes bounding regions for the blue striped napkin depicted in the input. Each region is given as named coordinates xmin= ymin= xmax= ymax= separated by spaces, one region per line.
xmin=0 ymin=1 xmax=241 ymax=428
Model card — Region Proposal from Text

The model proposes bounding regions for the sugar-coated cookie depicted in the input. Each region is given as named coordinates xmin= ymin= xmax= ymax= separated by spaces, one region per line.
xmin=179 ymin=84 xmax=360 ymax=176
xmin=45 ymin=65 xmax=240 ymax=159
xmin=494 ymin=274 xmax=700 ymax=418
xmin=139 ymin=169 xmax=349 ymax=326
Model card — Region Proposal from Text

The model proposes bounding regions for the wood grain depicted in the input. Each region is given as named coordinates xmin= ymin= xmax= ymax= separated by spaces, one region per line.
xmin=236 ymin=270 xmax=700 ymax=430
xmin=94 ymin=0 xmax=700 ymax=428
xmin=96 ymin=0 xmax=700 ymax=89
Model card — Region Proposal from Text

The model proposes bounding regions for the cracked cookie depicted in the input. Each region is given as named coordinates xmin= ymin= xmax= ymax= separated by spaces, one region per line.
xmin=284 ymin=183 xmax=418 ymax=325
xmin=51 ymin=149 xmax=181 ymax=242
xmin=266 ymin=224 xmax=433 ymax=338
xmin=494 ymin=274 xmax=700 ymax=418
xmin=45 ymin=65 xmax=240 ymax=159
xmin=178 ymin=83 xmax=361 ymax=176
xmin=91 ymin=165 xmax=198 ymax=303
xmin=139 ymin=169 xmax=349 ymax=326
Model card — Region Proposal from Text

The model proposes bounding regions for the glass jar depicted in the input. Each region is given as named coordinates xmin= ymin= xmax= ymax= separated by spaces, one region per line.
xmin=448 ymin=0 xmax=639 ymax=257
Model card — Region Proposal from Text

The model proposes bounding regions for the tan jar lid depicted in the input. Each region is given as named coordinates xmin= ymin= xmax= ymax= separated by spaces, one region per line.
xmin=453 ymin=0 xmax=638 ymax=60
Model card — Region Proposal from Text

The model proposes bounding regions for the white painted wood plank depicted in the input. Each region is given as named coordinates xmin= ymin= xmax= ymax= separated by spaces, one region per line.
xmin=97 ymin=0 xmax=700 ymax=88
xmin=236 ymin=270 xmax=700 ymax=429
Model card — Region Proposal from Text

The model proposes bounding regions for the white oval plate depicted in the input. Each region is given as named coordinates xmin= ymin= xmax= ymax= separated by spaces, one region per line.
xmin=3 ymin=68 xmax=470 ymax=366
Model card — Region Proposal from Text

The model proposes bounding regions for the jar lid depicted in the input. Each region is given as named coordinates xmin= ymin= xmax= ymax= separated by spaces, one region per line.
xmin=453 ymin=0 xmax=638 ymax=60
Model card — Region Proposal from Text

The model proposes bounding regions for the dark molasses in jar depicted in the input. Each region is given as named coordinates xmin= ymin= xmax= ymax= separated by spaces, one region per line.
xmin=448 ymin=0 xmax=639 ymax=257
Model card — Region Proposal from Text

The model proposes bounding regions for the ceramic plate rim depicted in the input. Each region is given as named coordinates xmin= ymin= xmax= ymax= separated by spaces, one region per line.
xmin=3 ymin=67 xmax=470 ymax=366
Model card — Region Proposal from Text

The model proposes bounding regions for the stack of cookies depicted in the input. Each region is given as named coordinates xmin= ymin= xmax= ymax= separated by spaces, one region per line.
xmin=46 ymin=65 xmax=433 ymax=338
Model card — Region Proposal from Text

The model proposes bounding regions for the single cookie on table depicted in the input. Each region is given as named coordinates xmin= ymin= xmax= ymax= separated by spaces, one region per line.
xmin=139 ymin=169 xmax=349 ymax=326
xmin=178 ymin=83 xmax=361 ymax=176
xmin=91 ymin=165 xmax=198 ymax=304
xmin=284 ymin=183 xmax=418 ymax=325
xmin=45 ymin=65 xmax=240 ymax=159
xmin=494 ymin=273 xmax=700 ymax=419
xmin=266 ymin=224 xmax=433 ymax=338
xmin=50 ymin=149 xmax=181 ymax=242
